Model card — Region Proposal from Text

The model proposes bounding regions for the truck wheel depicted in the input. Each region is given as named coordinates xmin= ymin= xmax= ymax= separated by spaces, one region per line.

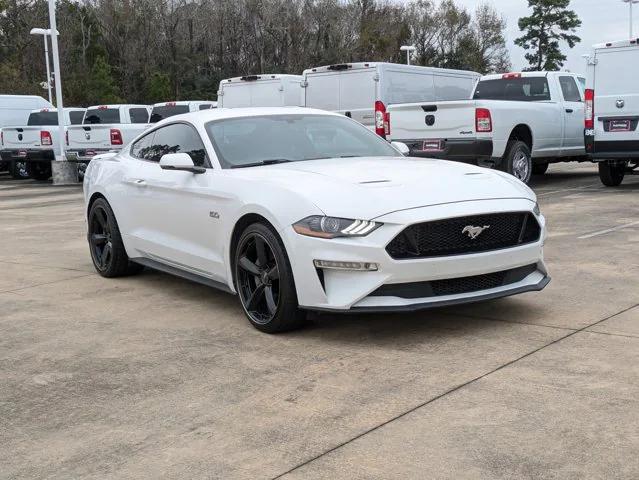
xmin=599 ymin=161 xmax=625 ymax=187
xmin=532 ymin=162 xmax=549 ymax=175
xmin=504 ymin=140 xmax=532 ymax=184
xmin=26 ymin=162 xmax=52 ymax=181
xmin=10 ymin=160 xmax=29 ymax=180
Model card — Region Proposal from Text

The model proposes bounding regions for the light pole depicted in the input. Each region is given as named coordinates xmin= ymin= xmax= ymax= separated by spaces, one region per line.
xmin=29 ymin=28 xmax=56 ymax=104
xmin=47 ymin=0 xmax=66 ymax=163
xmin=623 ymin=0 xmax=639 ymax=38
xmin=400 ymin=45 xmax=416 ymax=66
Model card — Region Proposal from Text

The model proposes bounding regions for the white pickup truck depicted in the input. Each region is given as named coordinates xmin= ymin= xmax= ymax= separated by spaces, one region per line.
xmin=66 ymin=104 xmax=151 ymax=163
xmin=387 ymin=71 xmax=587 ymax=183
xmin=0 ymin=107 xmax=85 ymax=180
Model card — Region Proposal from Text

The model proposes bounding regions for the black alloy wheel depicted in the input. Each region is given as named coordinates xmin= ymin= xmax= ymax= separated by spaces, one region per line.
xmin=89 ymin=204 xmax=114 ymax=272
xmin=88 ymin=198 xmax=143 ymax=277
xmin=236 ymin=232 xmax=281 ymax=324
xmin=234 ymin=223 xmax=306 ymax=333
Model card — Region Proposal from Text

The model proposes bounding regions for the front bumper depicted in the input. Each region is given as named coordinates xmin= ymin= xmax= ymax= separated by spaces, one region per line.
xmin=284 ymin=199 xmax=548 ymax=312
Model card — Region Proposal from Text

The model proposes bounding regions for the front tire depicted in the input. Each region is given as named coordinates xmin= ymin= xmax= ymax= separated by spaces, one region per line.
xmin=503 ymin=140 xmax=532 ymax=184
xmin=599 ymin=161 xmax=625 ymax=187
xmin=234 ymin=222 xmax=306 ymax=333
xmin=10 ymin=160 xmax=29 ymax=180
xmin=26 ymin=161 xmax=52 ymax=181
xmin=88 ymin=198 xmax=143 ymax=277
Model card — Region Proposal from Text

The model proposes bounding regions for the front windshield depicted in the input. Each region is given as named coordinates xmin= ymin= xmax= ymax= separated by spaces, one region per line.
xmin=205 ymin=114 xmax=398 ymax=168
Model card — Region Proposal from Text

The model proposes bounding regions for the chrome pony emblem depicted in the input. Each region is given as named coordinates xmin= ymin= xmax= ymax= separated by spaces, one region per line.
xmin=616 ymin=99 xmax=625 ymax=109
xmin=462 ymin=225 xmax=490 ymax=239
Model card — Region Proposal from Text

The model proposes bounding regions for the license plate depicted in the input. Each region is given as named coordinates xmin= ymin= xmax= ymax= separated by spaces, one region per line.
xmin=609 ymin=120 xmax=631 ymax=132
xmin=422 ymin=139 xmax=444 ymax=152
xmin=17 ymin=150 xmax=27 ymax=158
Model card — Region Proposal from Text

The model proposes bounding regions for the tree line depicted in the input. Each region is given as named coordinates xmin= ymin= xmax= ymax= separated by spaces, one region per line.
xmin=0 ymin=0 xmax=511 ymax=106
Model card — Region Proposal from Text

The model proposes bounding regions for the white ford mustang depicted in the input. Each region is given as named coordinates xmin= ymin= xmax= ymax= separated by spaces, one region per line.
xmin=83 ymin=107 xmax=549 ymax=332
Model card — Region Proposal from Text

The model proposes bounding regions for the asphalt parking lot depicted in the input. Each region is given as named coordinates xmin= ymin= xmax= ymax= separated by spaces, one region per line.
xmin=1 ymin=162 xmax=638 ymax=480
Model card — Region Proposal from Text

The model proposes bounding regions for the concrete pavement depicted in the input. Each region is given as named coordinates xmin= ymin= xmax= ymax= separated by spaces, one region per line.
xmin=0 ymin=163 xmax=638 ymax=479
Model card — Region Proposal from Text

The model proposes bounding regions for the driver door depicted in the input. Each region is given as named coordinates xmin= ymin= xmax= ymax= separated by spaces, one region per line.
xmin=127 ymin=122 xmax=228 ymax=282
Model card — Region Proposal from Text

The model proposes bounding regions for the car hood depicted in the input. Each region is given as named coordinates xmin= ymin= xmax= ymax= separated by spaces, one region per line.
xmin=232 ymin=157 xmax=535 ymax=219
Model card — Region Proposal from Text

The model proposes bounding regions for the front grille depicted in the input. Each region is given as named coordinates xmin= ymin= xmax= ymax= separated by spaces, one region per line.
xmin=370 ymin=264 xmax=538 ymax=299
xmin=386 ymin=212 xmax=540 ymax=259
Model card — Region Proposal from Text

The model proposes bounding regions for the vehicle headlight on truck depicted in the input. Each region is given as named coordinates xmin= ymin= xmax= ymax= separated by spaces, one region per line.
xmin=293 ymin=216 xmax=382 ymax=239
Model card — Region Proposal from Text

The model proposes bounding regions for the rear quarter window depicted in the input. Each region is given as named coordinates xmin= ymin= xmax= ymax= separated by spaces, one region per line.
xmin=69 ymin=111 xmax=85 ymax=125
xmin=130 ymin=108 xmax=150 ymax=123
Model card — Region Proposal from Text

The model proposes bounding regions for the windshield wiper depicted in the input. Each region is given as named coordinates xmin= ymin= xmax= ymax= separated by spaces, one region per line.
xmin=231 ymin=159 xmax=293 ymax=169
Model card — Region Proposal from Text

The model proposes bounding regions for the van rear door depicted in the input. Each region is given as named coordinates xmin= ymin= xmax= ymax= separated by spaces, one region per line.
xmin=593 ymin=47 xmax=639 ymax=146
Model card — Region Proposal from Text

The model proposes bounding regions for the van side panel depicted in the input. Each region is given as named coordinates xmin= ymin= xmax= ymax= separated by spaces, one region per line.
xmin=383 ymin=69 xmax=435 ymax=105
xmin=433 ymin=74 xmax=477 ymax=101
xmin=304 ymin=73 xmax=340 ymax=111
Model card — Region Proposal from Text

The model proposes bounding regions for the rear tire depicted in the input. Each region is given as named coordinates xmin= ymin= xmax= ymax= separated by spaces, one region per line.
xmin=9 ymin=160 xmax=29 ymax=180
xmin=26 ymin=162 xmax=52 ymax=181
xmin=234 ymin=222 xmax=306 ymax=333
xmin=503 ymin=140 xmax=532 ymax=184
xmin=599 ymin=161 xmax=625 ymax=187
xmin=532 ymin=162 xmax=549 ymax=175
xmin=88 ymin=198 xmax=143 ymax=277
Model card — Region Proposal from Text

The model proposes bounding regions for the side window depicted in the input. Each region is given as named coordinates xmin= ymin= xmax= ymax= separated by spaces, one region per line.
xmin=559 ymin=76 xmax=582 ymax=102
xmin=130 ymin=107 xmax=150 ymax=124
xmin=146 ymin=123 xmax=209 ymax=167
xmin=69 ymin=111 xmax=85 ymax=125
xmin=198 ymin=104 xmax=212 ymax=110
xmin=130 ymin=132 xmax=155 ymax=160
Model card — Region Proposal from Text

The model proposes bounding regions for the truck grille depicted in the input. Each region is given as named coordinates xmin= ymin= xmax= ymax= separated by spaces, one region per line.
xmin=386 ymin=212 xmax=540 ymax=259
xmin=370 ymin=264 xmax=538 ymax=299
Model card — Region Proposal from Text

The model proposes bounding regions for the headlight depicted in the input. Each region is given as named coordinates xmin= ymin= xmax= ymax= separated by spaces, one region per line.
xmin=533 ymin=202 xmax=541 ymax=216
xmin=293 ymin=216 xmax=382 ymax=239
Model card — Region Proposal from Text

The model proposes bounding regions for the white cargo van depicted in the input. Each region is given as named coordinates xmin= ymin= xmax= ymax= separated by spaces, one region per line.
xmin=0 ymin=95 xmax=52 ymax=176
xmin=585 ymin=39 xmax=639 ymax=186
xmin=302 ymin=62 xmax=480 ymax=138
xmin=217 ymin=75 xmax=303 ymax=108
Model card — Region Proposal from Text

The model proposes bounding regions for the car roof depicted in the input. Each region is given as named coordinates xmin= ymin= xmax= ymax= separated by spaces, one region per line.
xmin=151 ymin=101 xmax=213 ymax=107
xmin=151 ymin=107 xmax=342 ymax=128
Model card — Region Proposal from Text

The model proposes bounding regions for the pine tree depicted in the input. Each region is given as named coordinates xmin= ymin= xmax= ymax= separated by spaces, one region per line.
xmin=515 ymin=0 xmax=581 ymax=71
xmin=86 ymin=56 xmax=122 ymax=104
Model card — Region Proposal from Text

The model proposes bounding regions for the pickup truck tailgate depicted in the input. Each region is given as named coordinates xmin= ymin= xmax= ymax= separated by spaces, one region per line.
xmin=67 ymin=125 xmax=113 ymax=149
xmin=388 ymin=100 xmax=477 ymax=141
xmin=1 ymin=127 xmax=43 ymax=149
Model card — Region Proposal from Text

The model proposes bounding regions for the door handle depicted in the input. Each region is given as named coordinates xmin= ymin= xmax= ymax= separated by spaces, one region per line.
xmin=133 ymin=179 xmax=146 ymax=185
xmin=565 ymin=108 xmax=574 ymax=113
xmin=125 ymin=178 xmax=146 ymax=186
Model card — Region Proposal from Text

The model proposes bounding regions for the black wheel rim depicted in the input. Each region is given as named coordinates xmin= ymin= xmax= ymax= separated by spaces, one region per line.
xmin=236 ymin=233 xmax=280 ymax=324
xmin=89 ymin=206 xmax=113 ymax=271
xmin=16 ymin=161 xmax=28 ymax=178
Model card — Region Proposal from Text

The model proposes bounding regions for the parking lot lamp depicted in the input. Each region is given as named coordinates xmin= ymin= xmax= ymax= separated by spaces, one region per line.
xmin=47 ymin=0 xmax=65 ymax=163
xmin=623 ymin=0 xmax=639 ymax=37
xmin=29 ymin=28 xmax=56 ymax=104
xmin=400 ymin=45 xmax=416 ymax=65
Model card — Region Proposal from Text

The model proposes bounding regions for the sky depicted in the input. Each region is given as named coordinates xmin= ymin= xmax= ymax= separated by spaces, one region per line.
xmin=423 ymin=0 xmax=637 ymax=75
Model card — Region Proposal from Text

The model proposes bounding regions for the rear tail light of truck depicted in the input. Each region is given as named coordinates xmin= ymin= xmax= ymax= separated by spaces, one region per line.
xmin=65 ymin=130 xmax=69 ymax=146
xmin=475 ymin=108 xmax=492 ymax=133
xmin=40 ymin=130 xmax=53 ymax=146
xmin=110 ymin=129 xmax=123 ymax=145
xmin=585 ymin=89 xmax=595 ymax=130
xmin=1 ymin=131 xmax=3 ymax=146
xmin=375 ymin=101 xmax=389 ymax=139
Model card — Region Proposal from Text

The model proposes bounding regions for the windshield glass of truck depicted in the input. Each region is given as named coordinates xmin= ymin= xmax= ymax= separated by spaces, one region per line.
xmin=206 ymin=114 xmax=398 ymax=168
xmin=473 ymin=77 xmax=551 ymax=102
xmin=150 ymin=105 xmax=190 ymax=123
xmin=27 ymin=112 xmax=59 ymax=126
xmin=84 ymin=108 xmax=120 ymax=124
